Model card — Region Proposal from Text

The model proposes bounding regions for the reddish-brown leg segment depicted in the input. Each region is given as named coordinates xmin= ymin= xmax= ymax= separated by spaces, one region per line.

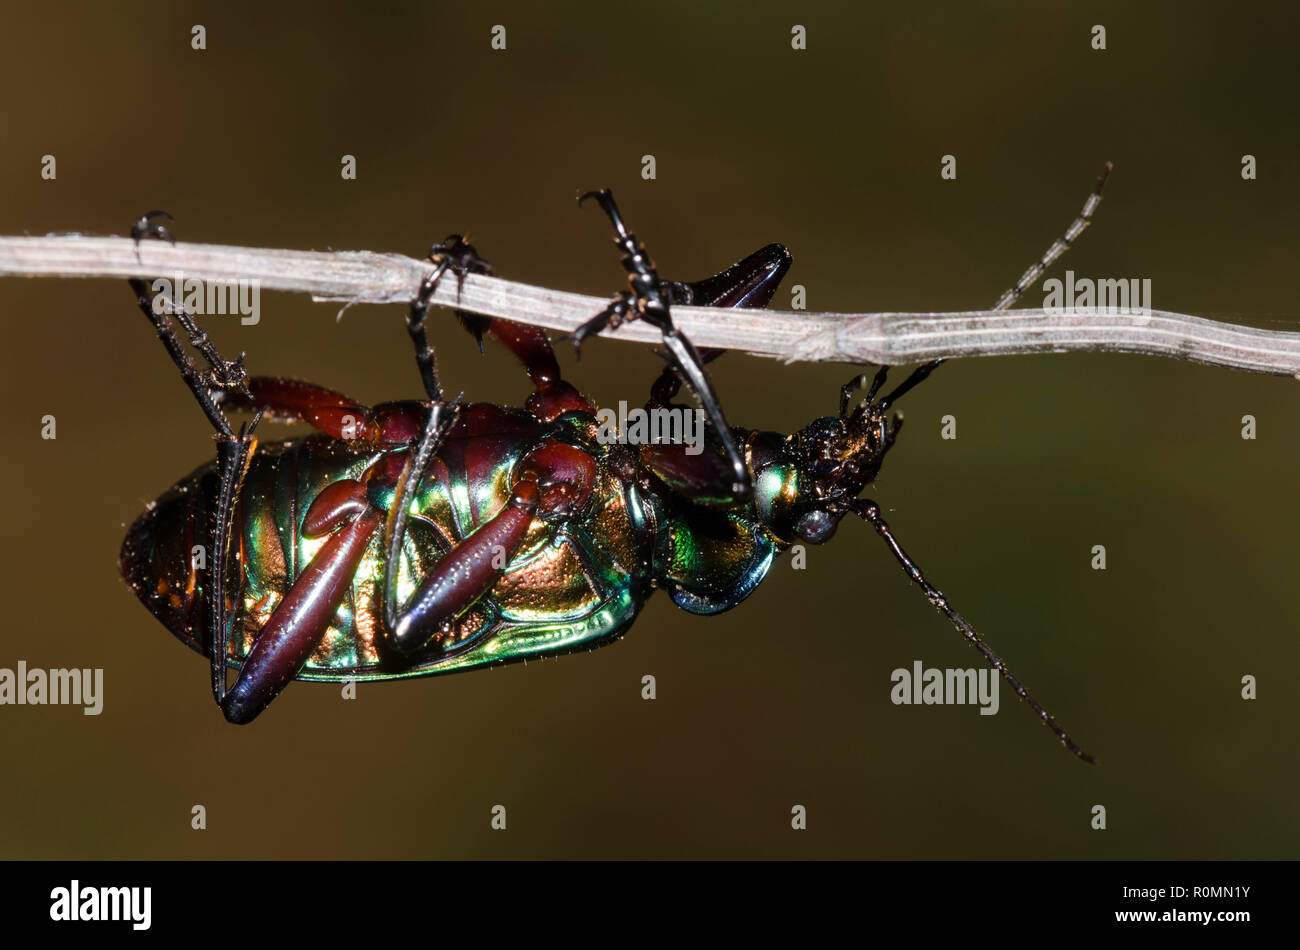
xmin=211 ymin=380 xmax=432 ymax=722
xmin=224 ymin=377 xmax=426 ymax=445
xmin=221 ymin=509 xmax=384 ymax=724
xmin=383 ymin=438 xmax=597 ymax=655
xmin=386 ymin=481 xmax=539 ymax=653
xmin=648 ymin=242 xmax=791 ymax=407
xmin=416 ymin=235 xmax=594 ymax=421
xmin=462 ymin=315 xmax=595 ymax=421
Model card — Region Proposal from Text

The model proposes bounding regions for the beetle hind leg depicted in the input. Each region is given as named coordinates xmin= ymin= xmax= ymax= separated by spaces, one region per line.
xmin=128 ymin=212 xmax=264 ymax=711
xmin=379 ymin=435 xmax=596 ymax=657
xmin=212 ymin=400 xmax=462 ymax=724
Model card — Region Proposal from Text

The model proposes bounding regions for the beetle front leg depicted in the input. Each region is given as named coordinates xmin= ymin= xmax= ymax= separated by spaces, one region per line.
xmin=632 ymin=243 xmax=794 ymax=505
xmin=645 ymin=241 xmax=791 ymax=408
xmin=576 ymin=189 xmax=756 ymax=498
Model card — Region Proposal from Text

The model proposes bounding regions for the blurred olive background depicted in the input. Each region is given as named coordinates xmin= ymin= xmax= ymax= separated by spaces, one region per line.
xmin=0 ymin=1 xmax=1296 ymax=859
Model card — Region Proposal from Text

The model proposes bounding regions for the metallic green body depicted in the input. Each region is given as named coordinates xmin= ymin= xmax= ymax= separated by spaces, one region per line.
xmin=121 ymin=408 xmax=803 ymax=681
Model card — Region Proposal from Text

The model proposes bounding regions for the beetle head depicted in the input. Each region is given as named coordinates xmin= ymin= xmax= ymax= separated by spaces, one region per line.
xmin=780 ymin=372 xmax=907 ymax=545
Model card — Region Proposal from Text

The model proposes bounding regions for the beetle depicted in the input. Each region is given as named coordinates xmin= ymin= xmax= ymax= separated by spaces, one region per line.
xmin=120 ymin=173 xmax=1109 ymax=760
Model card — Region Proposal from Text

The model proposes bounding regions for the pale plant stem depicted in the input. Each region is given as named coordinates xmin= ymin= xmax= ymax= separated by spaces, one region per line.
xmin=2 ymin=234 xmax=1298 ymax=377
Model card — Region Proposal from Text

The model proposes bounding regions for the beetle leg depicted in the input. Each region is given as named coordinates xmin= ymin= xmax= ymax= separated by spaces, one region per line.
xmin=571 ymin=292 xmax=633 ymax=354
xmin=412 ymin=236 xmax=597 ymax=420
xmin=220 ymin=400 xmax=464 ymax=722
xmin=381 ymin=437 xmax=596 ymax=656
xmin=647 ymin=347 xmax=722 ymax=408
xmin=128 ymin=212 xmax=266 ymax=710
xmin=216 ymin=376 xmax=444 ymax=449
xmin=128 ymin=212 xmax=252 ymax=434
xmin=646 ymin=242 xmax=791 ymax=408
xmin=206 ymin=418 xmax=263 ymax=708
xmin=638 ymin=441 xmax=744 ymax=507
xmin=472 ymin=316 xmax=596 ymax=419
xmin=220 ymin=500 xmax=385 ymax=723
xmin=577 ymin=188 xmax=754 ymax=498
xmin=637 ymin=242 xmax=793 ymax=503
xmin=383 ymin=480 xmax=539 ymax=655
xmin=219 ymin=377 xmax=374 ymax=439
xmin=407 ymin=235 xmax=493 ymax=401
xmin=379 ymin=400 xmax=461 ymax=648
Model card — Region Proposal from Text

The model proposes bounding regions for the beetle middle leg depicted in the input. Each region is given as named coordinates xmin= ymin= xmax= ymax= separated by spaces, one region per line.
xmin=412 ymin=234 xmax=599 ymax=421
xmin=635 ymin=242 xmax=793 ymax=506
xmin=406 ymin=234 xmax=494 ymax=401
xmin=374 ymin=240 xmax=607 ymax=656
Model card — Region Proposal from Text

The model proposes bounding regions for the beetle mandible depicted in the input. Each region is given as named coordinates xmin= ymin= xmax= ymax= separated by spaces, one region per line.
xmin=120 ymin=173 xmax=1110 ymax=760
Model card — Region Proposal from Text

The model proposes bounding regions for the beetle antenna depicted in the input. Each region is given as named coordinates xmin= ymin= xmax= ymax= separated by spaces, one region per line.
xmin=877 ymin=162 xmax=1114 ymax=412
xmin=851 ymin=498 xmax=1095 ymax=763
xmin=988 ymin=161 xmax=1112 ymax=312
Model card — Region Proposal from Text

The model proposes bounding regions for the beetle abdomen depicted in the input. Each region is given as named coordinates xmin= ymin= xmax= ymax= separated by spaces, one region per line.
xmin=120 ymin=428 xmax=654 ymax=682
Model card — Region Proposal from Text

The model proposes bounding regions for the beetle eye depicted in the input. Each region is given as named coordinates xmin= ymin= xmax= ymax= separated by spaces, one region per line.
xmin=796 ymin=509 xmax=838 ymax=544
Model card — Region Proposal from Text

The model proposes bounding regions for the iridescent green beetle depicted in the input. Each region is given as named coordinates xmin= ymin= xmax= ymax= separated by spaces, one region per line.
xmin=120 ymin=178 xmax=1108 ymax=761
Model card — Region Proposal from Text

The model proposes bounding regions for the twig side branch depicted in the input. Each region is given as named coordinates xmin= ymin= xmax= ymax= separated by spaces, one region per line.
xmin=2 ymin=234 xmax=1299 ymax=376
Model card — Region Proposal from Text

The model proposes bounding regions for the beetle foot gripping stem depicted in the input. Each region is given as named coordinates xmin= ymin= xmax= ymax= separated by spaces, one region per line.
xmin=571 ymin=189 xmax=647 ymax=356
xmin=850 ymin=498 xmax=1095 ymax=764
xmin=131 ymin=209 xmax=174 ymax=246
xmin=420 ymin=234 xmax=493 ymax=302
xmin=129 ymin=211 xmax=254 ymax=411
xmin=406 ymin=235 xmax=494 ymax=400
